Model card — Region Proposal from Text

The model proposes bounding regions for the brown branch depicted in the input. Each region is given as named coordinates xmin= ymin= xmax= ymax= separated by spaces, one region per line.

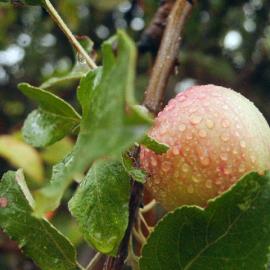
xmin=104 ymin=1 xmax=194 ymax=269
xmin=143 ymin=0 xmax=193 ymax=114
xmin=138 ymin=0 xmax=174 ymax=55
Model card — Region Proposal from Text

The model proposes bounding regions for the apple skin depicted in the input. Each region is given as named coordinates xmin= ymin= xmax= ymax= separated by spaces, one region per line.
xmin=140 ymin=85 xmax=270 ymax=210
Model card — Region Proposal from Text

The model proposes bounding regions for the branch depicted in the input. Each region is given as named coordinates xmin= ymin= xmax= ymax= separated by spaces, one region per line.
xmin=43 ymin=0 xmax=97 ymax=70
xmin=143 ymin=0 xmax=193 ymax=114
xmin=138 ymin=0 xmax=174 ymax=56
xmin=104 ymin=1 xmax=194 ymax=269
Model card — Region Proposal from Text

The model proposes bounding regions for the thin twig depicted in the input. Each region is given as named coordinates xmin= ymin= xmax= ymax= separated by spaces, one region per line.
xmin=139 ymin=212 xmax=152 ymax=233
xmin=140 ymin=199 xmax=157 ymax=213
xmin=86 ymin=252 xmax=103 ymax=270
xmin=132 ymin=227 xmax=146 ymax=245
xmin=143 ymin=0 xmax=193 ymax=114
xmin=43 ymin=0 xmax=97 ymax=70
xmin=126 ymin=237 xmax=140 ymax=270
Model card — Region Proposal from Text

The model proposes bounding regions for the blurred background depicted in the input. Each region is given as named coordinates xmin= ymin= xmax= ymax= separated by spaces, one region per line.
xmin=0 ymin=0 xmax=270 ymax=269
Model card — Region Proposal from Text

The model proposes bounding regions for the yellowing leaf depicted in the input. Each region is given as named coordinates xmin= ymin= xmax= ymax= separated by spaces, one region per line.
xmin=0 ymin=135 xmax=44 ymax=183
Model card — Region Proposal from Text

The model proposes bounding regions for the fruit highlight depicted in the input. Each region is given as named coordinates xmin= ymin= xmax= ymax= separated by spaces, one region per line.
xmin=140 ymin=84 xmax=270 ymax=210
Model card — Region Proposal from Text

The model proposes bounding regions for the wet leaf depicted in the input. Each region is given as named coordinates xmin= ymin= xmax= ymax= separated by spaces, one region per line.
xmin=140 ymin=171 xmax=270 ymax=270
xmin=69 ymin=160 xmax=130 ymax=255
xmin=18 ymin=83 xmax=80 ymax=147
xmin=0 ymin=170 xmax=80 ymax=270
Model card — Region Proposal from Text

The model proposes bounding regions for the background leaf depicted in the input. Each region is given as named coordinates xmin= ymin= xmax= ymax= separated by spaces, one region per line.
xmin=18 ymin=83 xmax=80 ymax=147
xmin=140 ymin=171 xmax=270 ymax=270
xmin=0 ymin=170 xmax=80 ymax=270
xmin=0 ymin=135 xmax=44 ymax=183
xmin=69 ymin=160 xmax=130 ymax=256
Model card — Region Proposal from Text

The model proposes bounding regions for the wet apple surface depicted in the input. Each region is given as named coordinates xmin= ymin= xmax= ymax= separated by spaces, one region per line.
xmin=140 ymin=85 xmax=270 ymax=210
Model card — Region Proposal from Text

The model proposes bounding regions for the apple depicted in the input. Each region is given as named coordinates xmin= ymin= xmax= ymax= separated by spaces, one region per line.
xmin=140 ymin=85 xmax=270 ymax=210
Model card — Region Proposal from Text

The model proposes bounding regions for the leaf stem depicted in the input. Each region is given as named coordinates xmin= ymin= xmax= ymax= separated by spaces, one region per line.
xmin=140 ymin=199 xmax=157 ymax=213
xmin=86 ymin=252 xmax=103 ymax=270
xmin=43 ymin=0 xmax=97 ymax=70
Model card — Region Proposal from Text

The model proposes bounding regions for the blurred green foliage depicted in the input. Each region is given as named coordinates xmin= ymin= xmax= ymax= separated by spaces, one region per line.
xmin=0 ymin=0 xmax=270 ymax=269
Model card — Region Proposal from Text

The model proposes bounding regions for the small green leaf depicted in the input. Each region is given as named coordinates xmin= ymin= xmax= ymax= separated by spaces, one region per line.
xmin=122 ymin=153 xmax=146 ymax=183
xmin=140 ymin=135 xmax=169 ymax=154
xmin=0 ymin=170 xmax=80 ymax=270
xmin=18 ymin=83 xmax=81 ymax=147
xmin=69 ymin=160 xmax=130 ymax=256
xmin=0 ymin=135 xmax=44 ymax=183
xmin=140 ymin=171 xmax=270 ymax=270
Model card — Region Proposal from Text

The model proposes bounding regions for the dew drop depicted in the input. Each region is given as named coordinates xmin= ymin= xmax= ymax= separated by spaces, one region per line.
xmin=186 ymin=132 xmax=193 ymax=140
xmin=221 ymin=133 xmax=230 ymax=142
xmin=239 ymin=164 xmax=245 ymax=173
xmin=162 ymin=162 xmax=170 ymax=172
xmin=200 ymin=157 xmax=210 ymax=166
xmin=190 ymin=114 xmax=202 ymax=125
xmin=77 ymin=53 xmax=86 ymax=64
xmin=240 ymin=140 xmax=246 ymax=148
xmin=199 ymin=129 xmax=207 ymax=138
xmin=172 ymin=147 xmax=180 ymax=155
xmin=155 ymin=178 xmax=161 ymax=184
xmin=205 ymin=119 xmax=214 ymax=129
xmin=205 ymin=180 xmax=212 ymax=189
xmin=151 ymin=158 xmax=157 ymax=167
xmin=192 ymin=175 xmax=201 ymax=183
xmin=215 ymin=179 xmax=222 ymax=185
xmin=220 ymin=153 xmax=228 ymax=161
xmin=187 ymin=185 xmax=194 ymax=194
xmin=222 ymin=119 xmax=230 ymax=128
xmin=182 ymin=163 xmax=190 ymax=173
xmin=178 ymin=124 xmax=186 ymax=132
xmin=224 ymin=167 xmax=231 ymax=175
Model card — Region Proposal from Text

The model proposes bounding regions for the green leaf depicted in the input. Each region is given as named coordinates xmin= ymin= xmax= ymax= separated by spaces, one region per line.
xmin=69 ymin=160 xmax=130 ymax=256
xmin=33 ymin=31 xmax=151 ymax=216
xmin=140 ymin=135 xmax=169 ymax=154
xmin=0 ymin=170 xmax=80 ymax=270
xmin=18 ymin=83 xmax=81 ymax=147
xmin=72 ymin=30 xmax=151 ymax=173
xmin=122 ymin=153 xmax=146 ymax=183
xmin=140 ymin=171 xmax=270 ymax=270
xmin=0 ymin=135 xmax=44 ymax=183
xmin=34 ymin=151 xmax=75 ymax=217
